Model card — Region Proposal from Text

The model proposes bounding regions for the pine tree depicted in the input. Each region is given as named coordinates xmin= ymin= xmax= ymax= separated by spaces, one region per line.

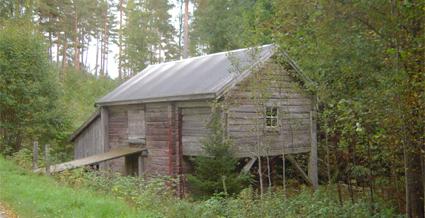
xmin=188 ymin=105 xmax=250 ymax=196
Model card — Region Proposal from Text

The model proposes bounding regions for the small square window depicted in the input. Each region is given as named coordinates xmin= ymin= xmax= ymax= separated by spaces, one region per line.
xmin=265 ymin=107 xmax=278 ymax=128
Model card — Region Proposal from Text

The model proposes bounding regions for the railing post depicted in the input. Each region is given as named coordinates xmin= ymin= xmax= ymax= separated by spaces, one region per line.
xmin=32 ymin=141 xmax=38 ymax=170
xmin=44 ymin=144 xmax=50 ymax=176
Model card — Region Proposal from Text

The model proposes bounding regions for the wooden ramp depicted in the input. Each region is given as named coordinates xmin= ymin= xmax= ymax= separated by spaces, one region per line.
xmin=34 ymin=147 xmax=146 ymax=173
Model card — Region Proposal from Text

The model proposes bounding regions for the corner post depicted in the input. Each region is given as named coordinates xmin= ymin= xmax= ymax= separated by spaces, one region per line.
xmin=308 ymin=110 xmax=319 ymax=189
xmin=100 ymin=106 xmax=109 ymax=169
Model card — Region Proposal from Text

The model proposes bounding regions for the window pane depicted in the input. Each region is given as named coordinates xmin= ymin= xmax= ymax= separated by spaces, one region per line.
xmin=266 ymin=107 xmax=271 ymax=116
xmin=272 ymin=118 xmax=277 ymax=127
xmin=266 ymin=118 xmax=271 ymax=126
xmin=272 ymin=108 xmax=278 ymax=116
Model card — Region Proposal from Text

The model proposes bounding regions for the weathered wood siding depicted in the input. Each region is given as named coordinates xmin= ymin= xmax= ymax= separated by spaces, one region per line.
xmin=226 ymin=63 xmax=312 ymax=157
xmin=181 ymin=107 xmax=211 ymax=155
xmin=74 ymin=116 xmax=102 ymax=159
xmin=144 ymin=103 xmax=172 ymax=175
xmin=105 ymin=105 xmax=128 ymax=173
xmin=179 ymin=63 xmax=313 ymax=157
xmin=102 ymin=104 xmax=146 ymax=173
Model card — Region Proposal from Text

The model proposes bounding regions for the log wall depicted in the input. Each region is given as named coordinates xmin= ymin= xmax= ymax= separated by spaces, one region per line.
xmin=144 ymin=103 xmax=171 ymax=175
xmin=226 ymin=63 xmax=312 ymax=157
xmin=105 ymin=105 xmax=128 ymax=173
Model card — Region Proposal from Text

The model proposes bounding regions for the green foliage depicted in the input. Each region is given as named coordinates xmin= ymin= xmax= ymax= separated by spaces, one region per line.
xmin=191 ymin=0 xmax=253 ymax=53
xmin=188 ymin=187 xmax=400 ymax=218
xmin=123 ymin=0 xmax=178 ymax=75
xmin=2 ymin=156 xmax=401 ymax=217
xmin=56 ymin=169 xmax=178 ymax=217
xmin=0 ymin=19 xmax=117 ymax=161
xmin=0 ymin=20 xmax=69 ymax=155
xmin=61 ymin=68 xmax=119 ymax=130
xmin=10 ymin=147 xmax=34 ymax=169
xmin=188 ymin=105 xmax=250 ymax=197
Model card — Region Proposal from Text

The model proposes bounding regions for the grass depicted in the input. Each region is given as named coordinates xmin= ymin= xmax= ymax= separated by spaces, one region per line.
xmin=0 ymin=156 xmax=151 ymax=218
xmin=0 ymin=155 xmax=401 ymax=218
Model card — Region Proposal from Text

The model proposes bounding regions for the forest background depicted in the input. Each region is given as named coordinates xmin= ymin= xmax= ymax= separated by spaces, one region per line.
xmin=0 ymin=0 xmax=423 ymax=216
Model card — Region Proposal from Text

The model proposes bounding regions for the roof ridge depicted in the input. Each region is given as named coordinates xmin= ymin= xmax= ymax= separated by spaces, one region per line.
xmin=145 ymin=44 xmax=275 ymax=68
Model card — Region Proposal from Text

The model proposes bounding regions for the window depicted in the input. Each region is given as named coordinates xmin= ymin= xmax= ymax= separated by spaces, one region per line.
xmin=128 ymin=109 xmax=145 ymax=144
xmin=265 ymin=107 xmax=278 ymax=128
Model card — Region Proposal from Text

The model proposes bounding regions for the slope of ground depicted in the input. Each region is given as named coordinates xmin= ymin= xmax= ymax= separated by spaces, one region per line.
xmin=0 ymin=156 xmax=150 ymax=218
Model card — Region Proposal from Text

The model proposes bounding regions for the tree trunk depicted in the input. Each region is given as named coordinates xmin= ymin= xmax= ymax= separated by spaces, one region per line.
xmin=95 ymin=36 xmax=99 ymax=77
xmin=178 ymin=0 xmax=184 ymax=57
xmin=399 ymin=1 xmax=424 ymax=217
xmin=183 ymin=0 xmax=189 ymax=58
xmin=61 ymin=33 xmax=68 ymax=77
xmin=73 ymin=8 xmax=80 ymax=71
xmin=118 ymin=0 xmax=123 ymax=79
xmin=56 ymin=31 xmax=60 ymax=67
xmin=48 ymin=30 xmax=52 ymax=61
xmin=404 ymin=140 xmax=424 ymax=218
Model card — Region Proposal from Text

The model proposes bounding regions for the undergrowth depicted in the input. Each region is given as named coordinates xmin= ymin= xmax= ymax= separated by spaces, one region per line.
xmin=56 ymin=167 xmax=401 ymax=218
xmin=2 ymin=156 xmax=402 ymax=218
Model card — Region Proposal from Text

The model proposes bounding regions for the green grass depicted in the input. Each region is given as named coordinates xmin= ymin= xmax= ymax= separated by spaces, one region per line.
xmin=0 ymin=155 xmax=400 ymax=218
xmin=0 ymin=156 xmax=151 ymax=218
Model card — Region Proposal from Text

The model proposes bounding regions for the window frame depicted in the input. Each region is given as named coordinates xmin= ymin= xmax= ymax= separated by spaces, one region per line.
xmin=265 ymin=106 xmax=279 ymax=129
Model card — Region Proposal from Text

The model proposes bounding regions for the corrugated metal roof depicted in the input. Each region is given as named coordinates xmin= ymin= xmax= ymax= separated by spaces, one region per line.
xmin=97 ymin=44 xmax=276 ymax=105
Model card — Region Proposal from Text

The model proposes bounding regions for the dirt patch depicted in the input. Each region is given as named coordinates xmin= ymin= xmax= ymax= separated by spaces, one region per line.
xmin=0 ymin=202 xmax=17 ymax=218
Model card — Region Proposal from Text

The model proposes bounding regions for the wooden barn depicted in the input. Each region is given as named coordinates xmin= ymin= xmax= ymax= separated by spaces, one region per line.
xmin=66 ymin=44 xmax=318 ymax=188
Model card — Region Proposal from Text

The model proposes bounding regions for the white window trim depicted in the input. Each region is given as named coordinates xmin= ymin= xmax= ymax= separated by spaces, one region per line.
xmin=265 ymin=106 xmax=279 ymax=129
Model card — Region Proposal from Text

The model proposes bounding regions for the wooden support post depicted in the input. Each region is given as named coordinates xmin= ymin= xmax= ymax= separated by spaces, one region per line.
xmin=241 ymin=157 xmax=256 ymax=173
xmin=287 ymin=154 xmax=313 ymax=186
xmin=100 ymin=107 xmax=109 ymax=169
xmin=177 ymin=109 xmax=184 ymax=198
xmin=32 ymin=141 xmax=38 ymax=170
xmin=138 ymin=154 xmax=144 ymax=177
xmin=44 ymin=144 xmax=50 ymax=176
xmin=308 ymin=110 xmax=319 ymax=189
xmin=167 ymin=104 xmax=175 ymax=176
xmin=282 ymin=153 xmax=286 ymax=197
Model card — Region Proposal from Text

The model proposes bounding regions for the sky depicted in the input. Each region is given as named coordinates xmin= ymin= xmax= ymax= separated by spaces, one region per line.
xmin=84 ymin=0 xmax=193 ymax=79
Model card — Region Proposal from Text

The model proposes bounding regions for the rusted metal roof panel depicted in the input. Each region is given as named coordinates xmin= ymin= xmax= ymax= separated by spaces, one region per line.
xmin=97 ymin=44 xmax=275 ymax=105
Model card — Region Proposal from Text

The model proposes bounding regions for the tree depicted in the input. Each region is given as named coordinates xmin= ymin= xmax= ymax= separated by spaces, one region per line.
xmin=121 ymin=0 xmax=177 ymax=76
xmin=190 ymin=0 xmax=255 ymax=53
xmin=0 ymin=20 xmax=67 ymax=154
xmin=188 ymin=103 xmax=250 ymax=196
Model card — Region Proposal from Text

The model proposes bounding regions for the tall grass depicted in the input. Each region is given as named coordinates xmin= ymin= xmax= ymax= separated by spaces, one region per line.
xmin=1 ymin=156 xmax=401 ymax=218
xmin=0 ymin=156 xmax=152 ymax=218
